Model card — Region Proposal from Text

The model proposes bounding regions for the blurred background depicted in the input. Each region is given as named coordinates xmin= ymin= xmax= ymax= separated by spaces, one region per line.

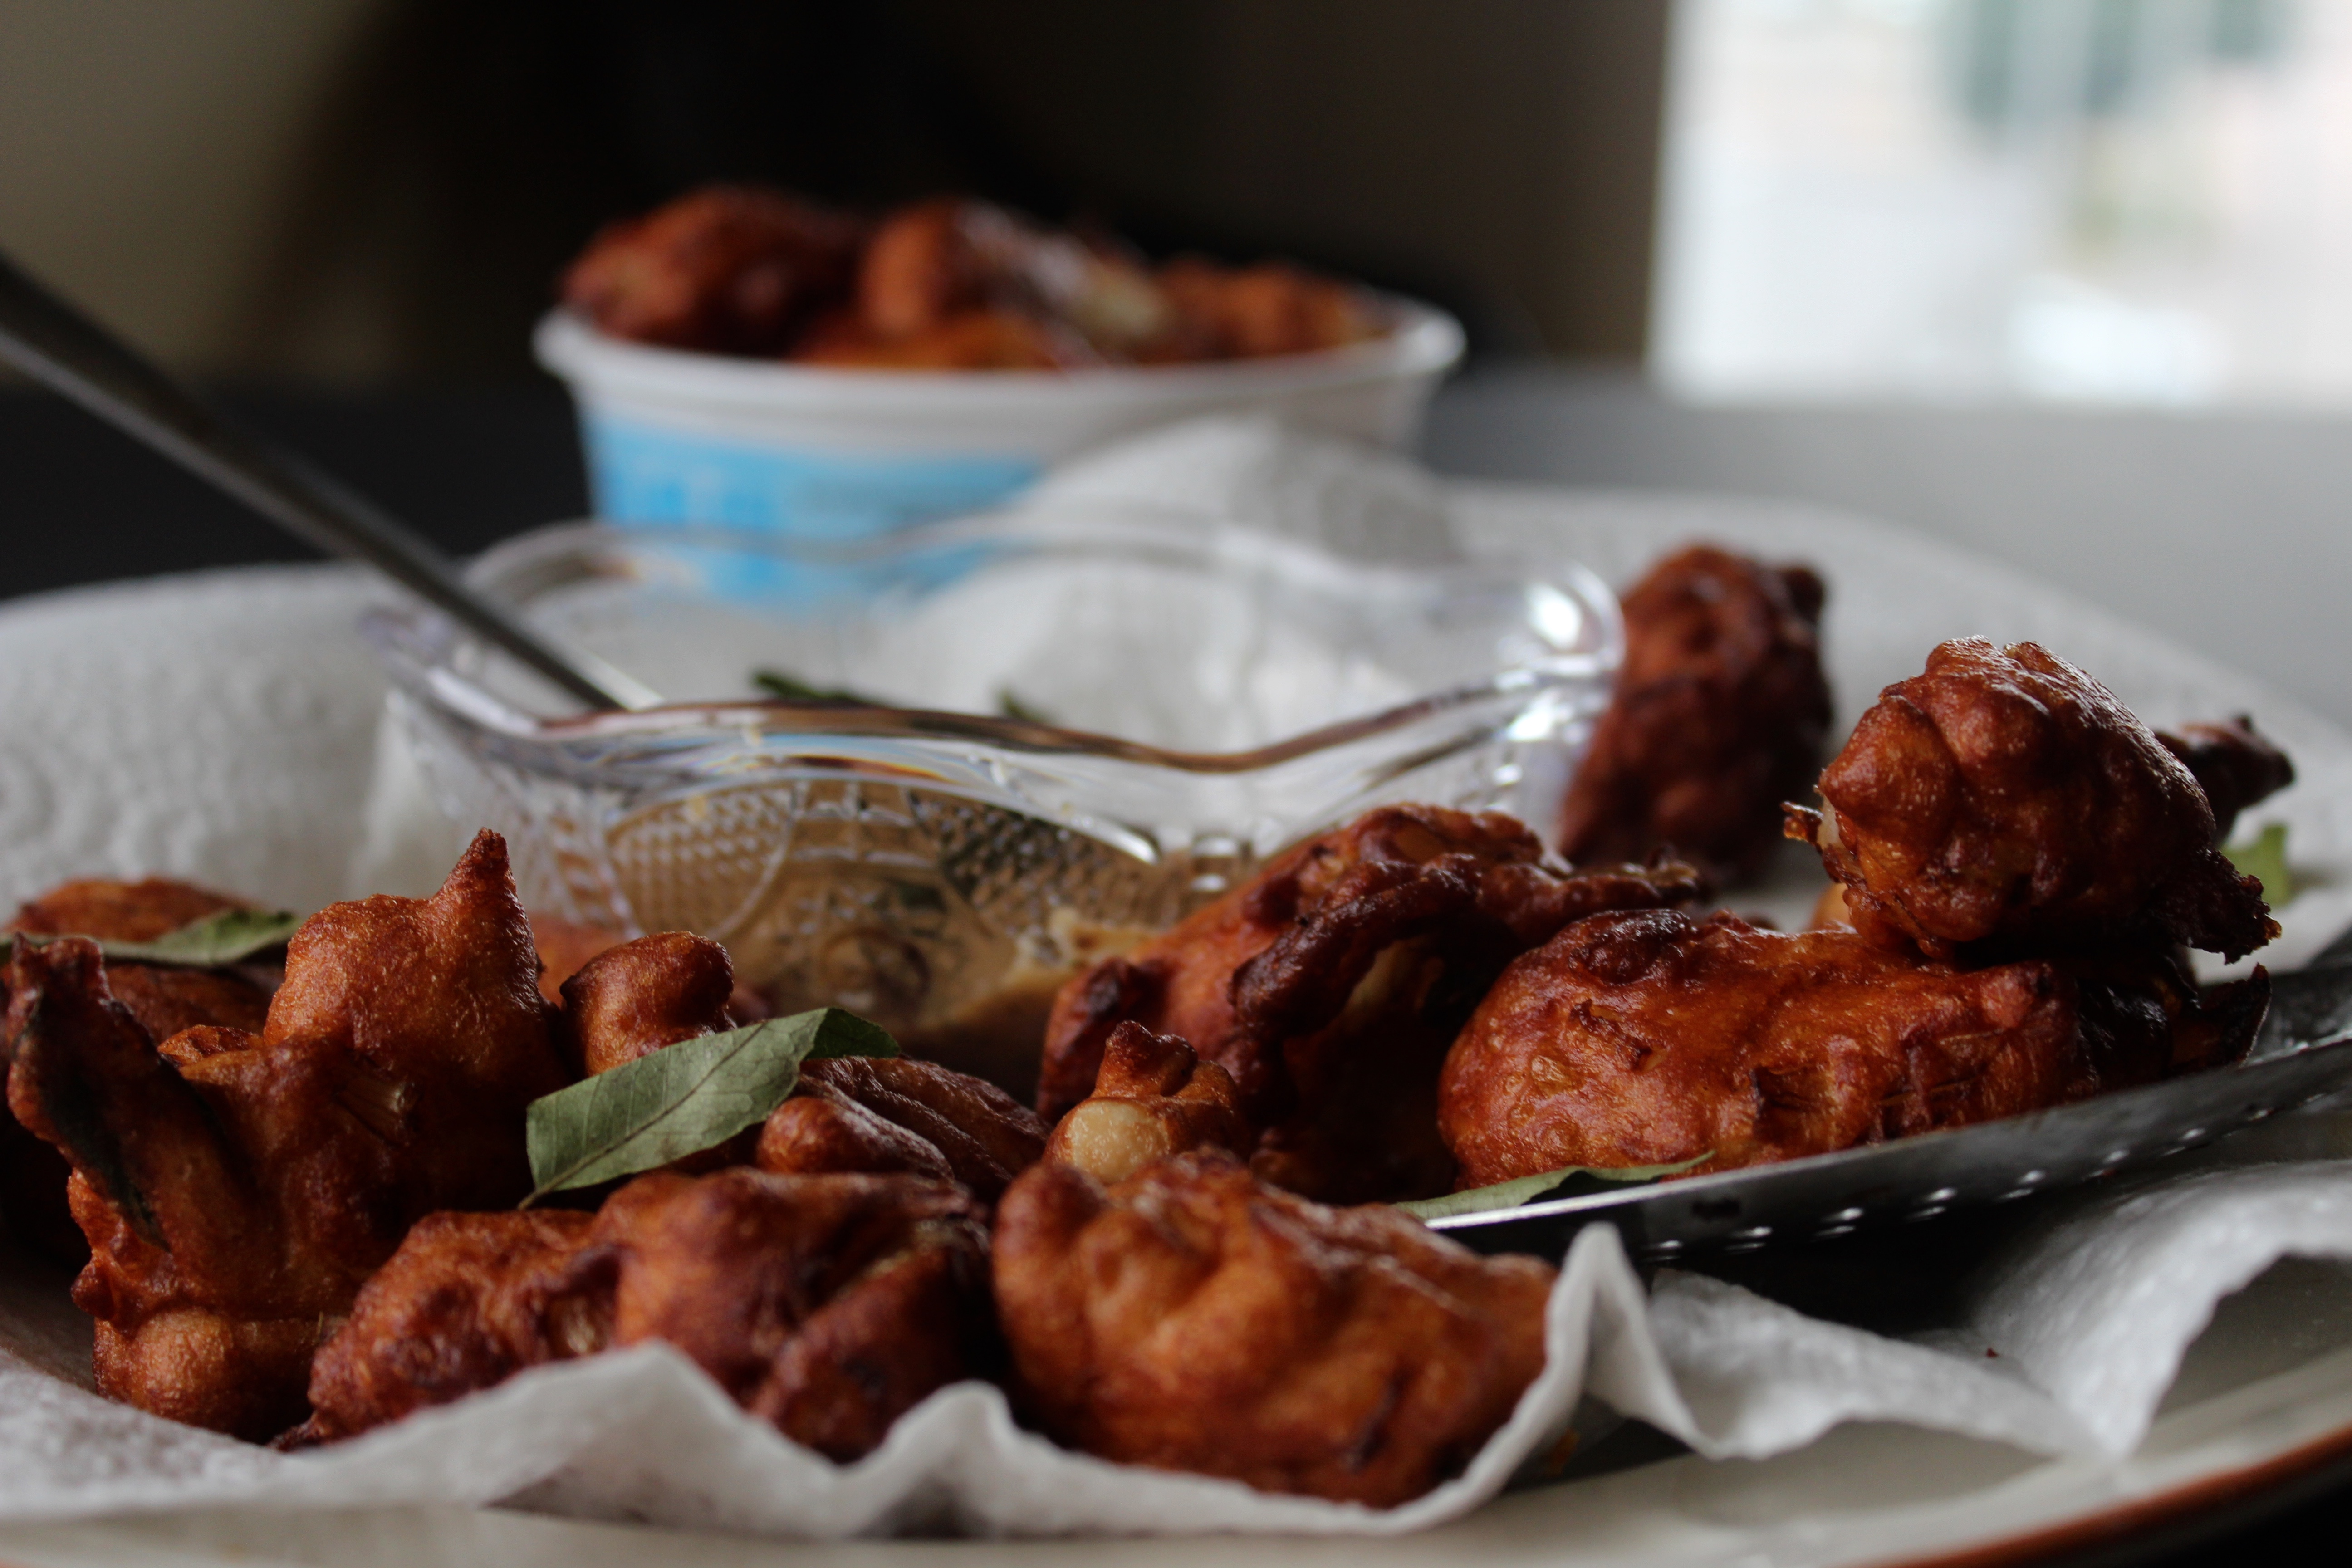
xmin=0 ymin=0 xmax=1666 ymax=378
xmin=6 ymin=0 xmax=2352 ymax=735
xmin=15 ymin=0 xmax=2346 ymax=396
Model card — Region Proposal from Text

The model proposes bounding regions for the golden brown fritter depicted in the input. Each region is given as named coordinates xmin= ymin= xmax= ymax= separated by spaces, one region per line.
xmin=560 ymin=933 xmax=1044 ymax=1197
xmin=1558 ymin=545 xmax=1831 ymax=884
xmin=762 ymin=1056 xmax=1045 ymax=1201
xmin=7 ymin=939 xmax=335 ymax=1438
xmin=531 ymin=913 xmax=627 ymax=1006
xmin=561 ymin=930 xmax=743 ymax=1075
xmin=853 ymin=197 xmax=1171 ymax=362
xmin=0 ymin=878 xmax=276 ymax=1262
xmin=2061 ymin=943 xmax=2269 ymax=1090
xmin=1791 ymin=639 xmax=2275 ymax=961
xmin=546 ymin=923 xmax=770 ymax=1044
xmin=564 ymin=184 xmax=1396 ymax=368
xmin=993 ymin=1151 xmax=1554 ymax=1506
xmin=7 ymin=877 xmax=274 ymax=1043
xmin=1042 ymin=1022 xmax=1248 ymax=1186
xmin=297 ymin=1210 xmax=608 ymax=1445
xmin=1438 ymin=909 xmax=2086 ymax=1186
xmin=1039 ymin=804 xmax=1702 ymax=1202
xmin=561 ymin=185 xmax=864 ymax=354
xmin=1155 ymin=258 xmax=1383 ymax=359
xmin=9 ymin=877 xmax=243 ymax=942
xmin=2157 ymin=715 xmax=2296 ymax=844
xmin=599 ymin=1170 xmax=994 ymax=1460
xmin=5 ymin=831 xmax=572 ymax=1440
xmin=302 ymin=1170 xmax=993 ymax=1463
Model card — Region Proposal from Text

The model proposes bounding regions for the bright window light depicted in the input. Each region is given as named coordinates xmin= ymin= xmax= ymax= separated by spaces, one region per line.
xmin=1652 ymin=0 xmax=2352 ymax=405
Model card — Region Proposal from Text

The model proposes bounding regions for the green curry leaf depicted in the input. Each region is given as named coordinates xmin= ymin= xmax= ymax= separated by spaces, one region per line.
xmin=2224 ymin=821 xmax=2298 ymax=906
xmin=750 ymin=668 xmax=886 ymax=705
xmin=0 ymin=906 xmax=302 ymax=969
xmin=1396 ymin=1154 xmax=1710 ymax=1221
xmin=523 ymin=1008 xmax=898 ymax=1202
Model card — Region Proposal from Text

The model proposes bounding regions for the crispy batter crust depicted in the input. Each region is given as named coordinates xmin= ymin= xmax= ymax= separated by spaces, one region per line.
xmin=768 ymin=1056 xmax=1045 ymax=1201
xmin=302 ymin=1171 xmax=992 ymax=1462
xmin=0 ymin=878 xmax=276 ymax=1261
xmin=1438 ymin=909 xmax=2086 ymax=1185
xmin=1042 ymin=1022 xmax=1248 ymax=1185
xmin=561 ymin=185 xmax=863 ymax=354
xmin=563 ymin=932 xmax=1044 ymax=1197
xmin=5 ymin=831 xmax=570 ymax=1439
xmin=1039 ymin=804 xmax=1701 ymax=1202
xmin=299 ymin=1210 xmax=608 ymax=1444
xmin=2157 ymin=715 xmax=2296 ymax=844
xmin=567 ymin=185 xmax=1382 ymax=367
xmin=1560 ymin=545 xmax=1831 ymax=882
xmin=1793 ymin=639 xmax=2274 ymax=960
xmin=992 ymin=1151 xmax=1554 ymax=1506
xmin=561 ymin=931 xmax=740 ymax=1076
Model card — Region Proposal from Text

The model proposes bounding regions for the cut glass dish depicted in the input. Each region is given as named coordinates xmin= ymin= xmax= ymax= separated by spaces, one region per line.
xmin=362 ymin=513 xmax=1617 ymax=1083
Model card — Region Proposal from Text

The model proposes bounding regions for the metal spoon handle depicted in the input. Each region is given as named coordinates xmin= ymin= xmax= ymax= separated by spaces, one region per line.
xmin=0 ymin=248 xmax=658 ymax=712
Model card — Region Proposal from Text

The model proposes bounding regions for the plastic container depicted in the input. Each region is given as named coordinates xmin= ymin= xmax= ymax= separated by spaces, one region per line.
xmin=532 ymin=300 xmax=1465 ymax=542
xmin=362 ymin=511 xmax=1612 ymax=1088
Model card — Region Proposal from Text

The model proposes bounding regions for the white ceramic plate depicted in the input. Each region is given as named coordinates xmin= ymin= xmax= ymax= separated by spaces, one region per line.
xmin=0 ymin=489 xmax=2349 ymax=1565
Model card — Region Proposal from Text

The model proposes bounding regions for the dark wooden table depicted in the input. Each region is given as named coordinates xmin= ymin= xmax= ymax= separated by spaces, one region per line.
xmin=0 ymin=371 xmax=2344 ymax=1564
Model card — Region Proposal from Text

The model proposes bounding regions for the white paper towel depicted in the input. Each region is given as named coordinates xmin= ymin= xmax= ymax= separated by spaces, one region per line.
xmin=2 ymin=1132 xmax=2350 ymax=1537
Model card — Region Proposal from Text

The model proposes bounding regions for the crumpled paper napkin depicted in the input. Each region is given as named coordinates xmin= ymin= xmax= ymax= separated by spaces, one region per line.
xmin=2 ymin=419 xmax=2351 ymax=1539
xmin=2 ymin=1124 xmax=2350 ymax=1537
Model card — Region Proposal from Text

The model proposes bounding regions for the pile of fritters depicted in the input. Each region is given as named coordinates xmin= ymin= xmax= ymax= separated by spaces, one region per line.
xmin=1558 ymin=544 xmax=1831 ymax=884
xmin=1040 ymin=611 xmax=2289 ymax=1193
xmin=0 ymin=828 xmax=1559 ymax=1507
xmin=1441 ymin=636 xmax=2287 ymax=1185
xmin=564 ymin=186 xmax=1386 ymax=369
xmin=0 ymin=543 xmax=2302 ymax=1512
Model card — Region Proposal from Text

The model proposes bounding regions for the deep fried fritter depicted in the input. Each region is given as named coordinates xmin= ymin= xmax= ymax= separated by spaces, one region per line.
xmin=1791 ymin=639 xmax=2274 ymax=961
xmin=531 ymin=913 xmax=626 ymax=1006
xmin=1042 ymin=1022 xmax=1247 ymax=1186
xmin=2062 ymin=943 xmax=2269 ymax=1090
xmin=1039 ymin=804 xmax=1702 ymax=1202
xmin=0 ymin=878 xmax=275 ymax=1261
xmin=1156 ymin=258 xmax=1383 ymax=359
xmin=9 ymin=877 xmax=241 ymax=942
xmin=2157 ymin=716 xmax=2296 ymax=843
xmin=600 ymin=1170 xmax=994 ymax=1459
xmin=993 ymin=1151 xmax=1553 ymax=1506
xmin=565 ymin=182 xmax=1400 ymax=368
xmin=6 ymin=831 xmax=572 ymax=1439
xmin=297 ymin=1210 xmax=608 ymax=1444
xmin=1558 ymin=545 xmax=1831 ymax=883
xmin=303 ymin=1171 xmax=992 ymax=1462
xmin=560 ymin=933 xmax=1044 ymax=1197
xmin=7 ymin=938 xmax=333 ymax=1436
xmin=762 ymin=1056 xmax=1045 ymax=1201
xmin=1438 ymin=909 xmax=2085 ymax=1185
xmin=854 ymin=198 xmax=1171 ymax=362
xmin=561 ymin=931 xmax=741 ymax=1075
xmin=561 ymin=185 xmax=863 ymax=354
xmin=544 ymin=921 xmax=769 ymax=1036
xmin=7 ymin=877 xmax=273 ymax=1043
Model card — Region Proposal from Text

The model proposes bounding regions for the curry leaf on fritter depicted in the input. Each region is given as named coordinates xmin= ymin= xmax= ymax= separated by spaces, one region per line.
xmin=523 ymin=1007 xmax=898 ymax=1201
xmin=0 ymin=906 xmax=302 ymax=969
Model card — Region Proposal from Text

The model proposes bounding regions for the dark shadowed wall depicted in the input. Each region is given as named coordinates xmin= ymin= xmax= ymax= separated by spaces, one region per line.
xmin=0 ymin=0 xmax=1670 ymax=382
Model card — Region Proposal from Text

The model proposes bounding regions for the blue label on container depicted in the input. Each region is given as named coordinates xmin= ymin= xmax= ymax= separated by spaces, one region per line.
xmin=583 ymin=414 xmax=1043 ymax=539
